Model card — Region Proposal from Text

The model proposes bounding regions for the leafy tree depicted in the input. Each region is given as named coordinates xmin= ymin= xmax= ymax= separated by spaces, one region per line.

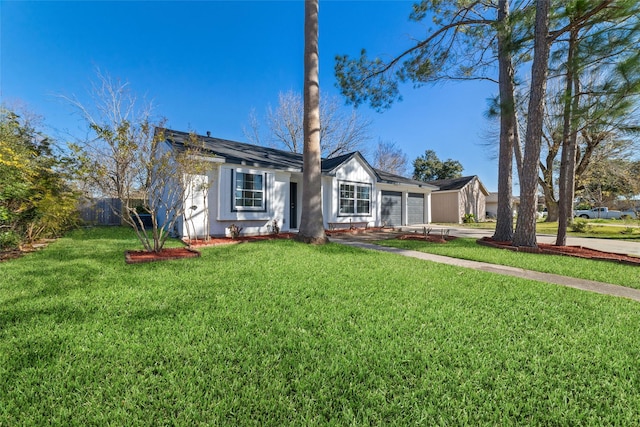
xmin=372 ymin=139 xmax=409 ymax=176
xmin=0 ymin=107 xmax=79 ymax=249
xmin=335 ymin=0 xmax=632 ymax=247
xmin=244 ymin=90 xmax=372 ymax=158
xmin=506 ymin=0 xmax=640 ymax=245
xmin=552 ymin=0 xmax=640 ymax=246
xmin=335 ymin=0 xmax=529 ymax=241
xmin=65 ymin=70 xmax=212 ymax=252
xmin=513 ymin=0 xmax=619 ymax=247
xmin=297 ymin=0 xmax=327 ymax=244
xmin=577 ymin=138 xmax=639 ymax=207
xmin=412 ymin=149 xmax=463 ymax=182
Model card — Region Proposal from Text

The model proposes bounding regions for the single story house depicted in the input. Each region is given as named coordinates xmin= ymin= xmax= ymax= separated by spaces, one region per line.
xmin=427 ymin=175 xmax=489 ymax=223
xmin=160 ymin=129 xmax=438 ymax=237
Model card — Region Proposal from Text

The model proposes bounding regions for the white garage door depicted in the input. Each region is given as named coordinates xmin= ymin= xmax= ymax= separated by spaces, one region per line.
xmin=407 ymin=193 xmax=425 ymax=225
xmin=381 ymin=191 xmax=402 ymax=226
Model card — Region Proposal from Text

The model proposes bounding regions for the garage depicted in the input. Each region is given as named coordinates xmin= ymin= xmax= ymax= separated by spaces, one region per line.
xmin=381 ymin=191 xmax=402 ymax=226
xmin=407 ymin=193 xmax=425 ymax=225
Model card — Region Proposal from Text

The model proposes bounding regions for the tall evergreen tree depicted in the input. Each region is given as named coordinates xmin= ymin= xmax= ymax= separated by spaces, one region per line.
xmin=512 ymin=0 xmax=552 ymax=248
xmin=513 ymin=0 xmax=619 ymax=247
xmin=554 ymin=1 xmax=640 ymax=245
xmin=335 ymin=1 xmax=530 ymax=241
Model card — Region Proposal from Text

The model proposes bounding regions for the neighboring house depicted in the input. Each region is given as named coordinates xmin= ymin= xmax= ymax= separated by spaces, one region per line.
xmin=160 ymin=129 xmax=438 ymax=237
xmin=427 ymin=176 xmax=489 ymax=223
xmin=485 ymin=192 xmax=499 ymax=219
xmin=486 ymin=192 xmax=521 ymax=219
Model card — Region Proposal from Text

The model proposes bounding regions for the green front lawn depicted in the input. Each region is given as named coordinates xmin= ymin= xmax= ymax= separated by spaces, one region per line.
xmin=1 ymin=227 xmax=640 ymax=425
xmin=536 ymin=219 xmax=640 ymax=240
xmin=378 ymin=237 xmax=640 ymax=289
xmin=449 ymin=220 xmax=640 ymax=240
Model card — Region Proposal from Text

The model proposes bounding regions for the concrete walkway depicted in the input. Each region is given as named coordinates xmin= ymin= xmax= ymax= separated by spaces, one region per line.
xmin=331 ymin=230 xmax=640 ymax=303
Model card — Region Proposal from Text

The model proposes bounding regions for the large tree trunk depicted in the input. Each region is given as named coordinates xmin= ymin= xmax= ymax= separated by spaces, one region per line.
xmin=513 ymin=0 xmax=551 ymax=248
xmin=539 ymin=146 xmax=559 ymax=222
xmin=492 ymin=0 xmax=517 ymax=242
xmin=297 ymin=0 xmax=327 ymax=244
xmin=544 ymin=195 xmax=558 ymax=222
xmin=556 ymin=26 xmax=580 ymax=246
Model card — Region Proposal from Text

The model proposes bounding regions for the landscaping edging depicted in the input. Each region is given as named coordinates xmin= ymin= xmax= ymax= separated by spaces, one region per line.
xmin=477 ymin=237 xmax=640 ymax=266
xmin=125 ymin=247 xmax=201 ymax=264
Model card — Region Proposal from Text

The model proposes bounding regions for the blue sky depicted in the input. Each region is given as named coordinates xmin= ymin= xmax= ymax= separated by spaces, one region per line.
xmin=1 ymin=0 xmax=501 ymax=191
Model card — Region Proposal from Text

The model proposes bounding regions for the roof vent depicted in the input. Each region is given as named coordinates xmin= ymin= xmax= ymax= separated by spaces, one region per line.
xmin=206 ymin=131 xmax=211 ymax=137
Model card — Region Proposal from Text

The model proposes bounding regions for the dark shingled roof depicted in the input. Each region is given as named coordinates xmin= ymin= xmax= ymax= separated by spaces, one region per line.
xmin=374 ymin=168 xmax=439 ymax=189
xmin=163 ymin=128 xmax=304 ymax=171
xmin=427 ymin=176 xmax=478 ymax=191
xmin=161 ymin=128 xmax=437 ymax=189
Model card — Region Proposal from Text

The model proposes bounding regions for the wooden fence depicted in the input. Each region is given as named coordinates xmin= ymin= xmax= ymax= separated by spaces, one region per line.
xmin=78 ymin=198 xmax=123 ymax=226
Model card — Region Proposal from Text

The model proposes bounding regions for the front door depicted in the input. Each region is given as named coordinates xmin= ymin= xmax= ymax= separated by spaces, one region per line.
xmin=289 ymin=182 xmax=298 ymax=229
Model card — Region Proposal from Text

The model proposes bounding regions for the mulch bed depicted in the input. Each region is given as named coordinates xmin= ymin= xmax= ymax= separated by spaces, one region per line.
xmin=477 ymin=236 xmax=640 ymax=266
xmin=185 ymin=232 xmax=296 ymax=248
xmin=325 ymin=226 xmax=391 ymax=236
xmin=397 ymin=234 xmax=457 ymax=244
xmin=187 ymin=228 xmax=394 ymax=246
xmin=0 ymin=240 xmax=54 ymax=263
xmin=0 ymin=249 xmax=23 ymax=262
xmin=125 ymin=247 xmax=201 ymax=264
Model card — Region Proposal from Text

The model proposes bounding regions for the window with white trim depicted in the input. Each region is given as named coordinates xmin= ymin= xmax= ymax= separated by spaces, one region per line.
xmin=339 ymin=182 xmax=371 ymax=215
xmin=234 ymin=171 xmax=265 ymax=211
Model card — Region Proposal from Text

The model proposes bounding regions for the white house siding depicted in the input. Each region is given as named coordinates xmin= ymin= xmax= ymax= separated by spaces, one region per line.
xmin=182 ymin=173 xmax=209 ymax=238
xmin=327 ymin=157 xmax=377 ymax=227
xmin=203 ymin=165 xmax=289 ymax=237
xmin=321 ymin=176 xmax=333 ymax=228
xmin=274 ymin=172 xmax=294 ymax=232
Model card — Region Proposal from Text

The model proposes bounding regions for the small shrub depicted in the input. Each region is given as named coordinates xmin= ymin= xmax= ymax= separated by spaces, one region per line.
xmin=228 ymin=223 xmax=243 ymax=239
xmin=620 ymin=227 xmax=635 ymax=235
xmin=462 ymin=213 xmax=476 ymax=223
xmin=0 ymin=230 xmax=21 ymax=250
xmin=134 ymin=205 xmax=150 ymax=214
xmin=268 ymin=219 xmax=280 ymax=235
xmin=570 ymin=219 xmax=590 ymax=233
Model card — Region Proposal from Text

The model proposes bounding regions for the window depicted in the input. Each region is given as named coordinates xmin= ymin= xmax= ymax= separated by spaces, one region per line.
xmin=339 ymin=182 xmax=371 ymax=215
xmin=234 ymin=171 xmax=265 ymax=210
